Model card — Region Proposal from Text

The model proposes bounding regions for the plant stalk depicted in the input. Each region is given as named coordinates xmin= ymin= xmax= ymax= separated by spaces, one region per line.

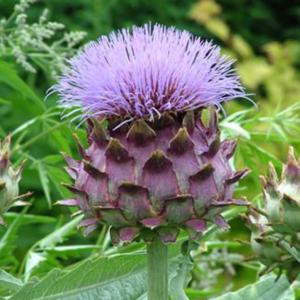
xmin=147 ymin=238 xmax=168 ymax=300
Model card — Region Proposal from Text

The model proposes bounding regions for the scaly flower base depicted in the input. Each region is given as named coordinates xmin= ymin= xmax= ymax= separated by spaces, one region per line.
xmin=59 ymin=109 xmax=249 ymax=244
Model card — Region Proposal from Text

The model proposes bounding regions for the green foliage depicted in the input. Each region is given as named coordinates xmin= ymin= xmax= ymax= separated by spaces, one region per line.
xmin=0 ymin=0 xmax=299 ymax=299
xmin=9 ymin=240 xmax=188 ymax=300
xmin=212 ymin=274 xmax=294 ymax=300
xmin=0 ymin=0 xmax=86 ymax=78
xmin=190 ymin=0 xmax=300 ymax=112
xmin=0 ymin=269 xmax=22 ymax=296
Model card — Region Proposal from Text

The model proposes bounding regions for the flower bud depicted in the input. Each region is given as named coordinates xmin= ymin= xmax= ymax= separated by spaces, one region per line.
xmin=0 ymin=136 xmax=29 ymax=224
xmin=247 ymin=147 xmax=300 ymax=281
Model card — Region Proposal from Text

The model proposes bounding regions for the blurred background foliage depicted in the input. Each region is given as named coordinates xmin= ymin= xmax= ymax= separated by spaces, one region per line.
xmin=0 ymin=0 xmax=299 ymax=299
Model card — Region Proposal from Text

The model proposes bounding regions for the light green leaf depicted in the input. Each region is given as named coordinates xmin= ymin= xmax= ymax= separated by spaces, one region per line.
xmin=169 ymin=256 xmax=193 ymax=300
xmin=37 ymin=162 xmax=51 ymax=208
xmin=24 ymin=252 xmax=47 ymax=281
xmin=0 ymin=269 xmax=23 ymax=293
xmin=11 ymin=117 xmax=39 ymax=136
xmin=37 ymin=216 xmax=83 ymax=250
xmin=20 ymin=216 xmax=83 ymax=281
xmin=46 ymin=245 xmax=100 ymax=253
xmin=212 ymin=274 xmax=294 ymax=300
xmin=45 ymin=245 xmax=101 ymax=258
xmin=221 ymin=122 xmax=251 ymax=139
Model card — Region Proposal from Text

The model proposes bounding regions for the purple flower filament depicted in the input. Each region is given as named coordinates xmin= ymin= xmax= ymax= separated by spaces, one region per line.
xmin=54 ymin=23 xmax=246 ymax=121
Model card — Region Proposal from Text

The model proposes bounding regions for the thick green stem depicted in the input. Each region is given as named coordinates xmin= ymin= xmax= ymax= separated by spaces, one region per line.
xmin=147 ymin=238 xmax=168 ymax=300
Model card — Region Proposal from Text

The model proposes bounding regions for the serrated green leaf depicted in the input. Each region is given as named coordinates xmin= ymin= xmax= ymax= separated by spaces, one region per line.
xmin=37 ymin=216 xmax=83 ymax=250
xmin=24 ymin=252 xmax=47 ymax=281
xmin=211 ymin=274 xmax=294 ymax=300
xmin=11 ymin=248 xmax=186 ymax=300
xmin=46 ymin=245 xmax=101 ymax=258
xmin=0 ymin=269 xmax=23 ymax=295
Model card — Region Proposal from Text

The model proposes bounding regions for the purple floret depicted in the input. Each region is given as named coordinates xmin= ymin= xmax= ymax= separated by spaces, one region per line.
xmin=53 ymin=23 xmax=246 ymax=120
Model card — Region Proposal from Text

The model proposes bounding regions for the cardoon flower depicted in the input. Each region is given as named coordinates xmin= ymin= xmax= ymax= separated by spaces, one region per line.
xmin=55 ymin=24 xmax=246 ymax=122
xmin=53 ymin=23 xmax=249 ymax=299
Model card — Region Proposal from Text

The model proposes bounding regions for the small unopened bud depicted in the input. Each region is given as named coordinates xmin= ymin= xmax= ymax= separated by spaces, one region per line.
xmin=0 ymin=136 xmax=30 ymax=224
xmin=247 ymin=147 xmax=300 ymax=281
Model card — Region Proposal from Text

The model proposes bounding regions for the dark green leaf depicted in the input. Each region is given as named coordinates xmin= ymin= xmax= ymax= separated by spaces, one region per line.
xmin=0 ymin=61 xmax=45 ymax=113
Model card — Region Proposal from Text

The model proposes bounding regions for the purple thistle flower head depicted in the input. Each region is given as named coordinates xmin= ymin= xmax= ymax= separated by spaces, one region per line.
xmin=53 ymin=23 xmax=246 ymax=121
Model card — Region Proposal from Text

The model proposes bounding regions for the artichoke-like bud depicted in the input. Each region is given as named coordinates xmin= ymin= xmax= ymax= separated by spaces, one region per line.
xmin=59 ymin=110 xmax=249 ymax=244
xmin=53 ymin=24 xmax=249 ymax=244
xmin=261 ymin=147 xmax=300 ymax=234
xmin=0 ymin=136 xmax=29 ymax=225
xmin=246 ymin=147 xmax=300 ymax=280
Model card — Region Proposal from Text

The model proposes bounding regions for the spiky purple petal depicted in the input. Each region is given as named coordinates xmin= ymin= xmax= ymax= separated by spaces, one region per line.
xmin=53 ymin=24 xmax=246 ymax=121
